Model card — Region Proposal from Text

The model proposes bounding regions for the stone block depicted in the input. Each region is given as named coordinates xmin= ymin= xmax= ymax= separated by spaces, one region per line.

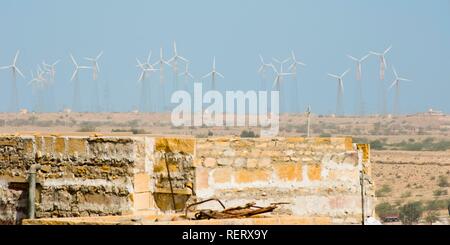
xmin=204 ymin=157 xmax=217 ymax=167
xmin=155 ymin=137 xmax=195 ymax=154
xmin=67 ymin=138 xmax=87 ymax=157
xmin=274 ymin=163 xmax=302 ymax=181
xmin=258 ymin=158 xmax=272 ymax=168
xmin=235 ymin=169 xmax=270 ymax=183
xmin=246 ymin=158 xmax=258 ymax=168
xmin=134 ymin=192 xmax=151 ymax=210
xmin=307 ymin=164 xmax=321 ymax=181
xmin=195 ymin=167 xmax=210 ymax=190
xmin=134 ymin=173 xmax=150 ymax=193
xmin=54 ymin=137 xmax=66 ymax=154
xmin=212 ymin=167 xmax=232 ymax=184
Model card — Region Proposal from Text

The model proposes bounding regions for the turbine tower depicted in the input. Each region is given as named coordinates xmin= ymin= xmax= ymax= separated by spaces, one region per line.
xmin=85 ymin=51 xmax=103 ymax=81
xmin=42 ymin=60 xmax=60 ymax=112
xmin=327 ymin=69 xmax=349 ymax=116
xmin=257 ymin=55 xmax=272 ymax=91
xmin=137 ymin=58 xmax=158 ymax=112
xmin=389 ymin=67 xmax=411 ymax=115
xmin=288 ymin=51 xmax=306 ymax=112
xmin=168 ymin=41 xmax=188 ymax=89
xmin=0 ymin=50 xmax=25 ymax=112
xmin=28 ymin=69 xmax=47 ymax=112
xmin=152 ymin=48 xmax=171 ymax=111
xmin=347 ymin=53 xmax=370 ymax=115
xmin=270 ymin=64 xmax=293 ymax=113
xmin=179 ymin=63 xmax=194 ymax=89
xmin=70 ymin=53 xmax=91 ymax=112
xmin=202 ymin=57 xmax=224 ymax=90
xmin=85 ymin=51 xmax=103 ymax=112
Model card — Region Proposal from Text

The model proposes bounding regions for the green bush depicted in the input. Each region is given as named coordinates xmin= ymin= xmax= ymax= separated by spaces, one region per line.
xmin=399 ymin=201 xmax=423 ymax=225
xmin=240 ymin=130 xmax=259 ymax=138
xmin=426 ymin=199 xmax=449 ymax=211
xmin=438 ymin=175 xmax=449 ymax=187
xmin=375 ymin=202 xmax=398 ymax=218
xmin=401 ymin=191 xmax=412 ymax=198
xmin=370 ymin=140 xmax=384 ymax=150
xmin=433 ymin=189 xmax=448 ymax=197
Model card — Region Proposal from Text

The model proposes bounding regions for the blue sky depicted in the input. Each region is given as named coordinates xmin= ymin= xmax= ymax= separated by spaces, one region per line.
xmin=1 ymin=0 xmax=450 ymax=114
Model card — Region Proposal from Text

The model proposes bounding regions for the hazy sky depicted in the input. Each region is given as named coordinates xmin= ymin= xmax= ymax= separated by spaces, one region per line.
xmin=1 ymin=0 xmax=449 ymax=114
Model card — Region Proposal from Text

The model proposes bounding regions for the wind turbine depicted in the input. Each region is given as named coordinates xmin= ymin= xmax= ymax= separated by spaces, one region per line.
xmin=272 ymin=57 xmax=291 ymax=73
xmin=270 ymin=64 xmax=293 ymax=113
xmin=84 ymin=51 xmax=103 ymax=81
xmin=257 ymin=55 xmax=272 ymax=91
xmin=347 ymin=54 xmax=370 ymax=81
xmin=202 ymin=57 xmax=224 ymax=90
xmin=347 ymin=53 xmax=370 ymax=115
xmin=28 ymin=69 xmax=47 ymax=112
xmin=371 ymin=46 xmax=392 ymax=115
xmin=389 ymin=67 xmax=411 ymax=115
xmin=42 ymin=60 xmax=60 ymax=112
xmin=152 ymin=48 xmax=172 ymax=111
xmin=370 ymin=45 xmax=391 ymax=80
xmin=168 ymin=41 xmax=188 ymax=76
xmin=0 ymin=50 xmax=25 ymax=112
xmin=179 ymin=63 xmax=194 ymax=87
xmin=136 ymin=58 xmax=158 ymax=112
xmin=288 ymin=51 xmax=306 ymax=112
xmin=271 ymin=64 xmax=293 ymax=91
xmin=327 ymin=69 xmax=350 ymax=116
xmin=70 ymin=53 xmax=91 ymax=111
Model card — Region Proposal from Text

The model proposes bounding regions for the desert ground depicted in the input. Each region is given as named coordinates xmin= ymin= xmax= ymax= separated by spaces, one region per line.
xmin=1 ymin=111 xmax=449 ymax=223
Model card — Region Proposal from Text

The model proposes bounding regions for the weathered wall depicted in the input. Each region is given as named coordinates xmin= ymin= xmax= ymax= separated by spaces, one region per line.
xmin=0 ymin=134 xmax=374 ymax=225
xmin=0 ymin=135 xmax=137 ymax=224
xmin=193 ymin=137 xmax=374 ymax=224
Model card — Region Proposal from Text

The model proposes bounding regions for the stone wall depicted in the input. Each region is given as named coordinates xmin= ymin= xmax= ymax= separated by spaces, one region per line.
xmin=0 ymin=134 xmax=374 ymax=224
xmin=193 ymin=137 xmax=374 ymax=224
xmin=0 ymin=135 xmax=137 ymax=224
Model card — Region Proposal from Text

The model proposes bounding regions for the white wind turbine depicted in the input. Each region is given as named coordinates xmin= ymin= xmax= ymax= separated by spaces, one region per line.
xmin=152 ymin=48 xmax=172 ymax=111
xmin=257 ymin=55 xmax=272 ymax=91
xmin=370 ymin=45 xmax=392 ymax=80
xmin=347 ymin=54 xmax=370 ymax=81
xmin=42 ymin=60 xmax=60 ymax=83
xmin=272 ymin=57 xmax=291 ymax=73
xmin=168 ymin=41 xmax=189 ymax=76
xmin=202 ymin=57 xmax=224 ymax=90
xmin=271 ymin=64 xmax=293 ymax=113
xmin=288 ymin=51 xmax=306 ymax=112
xmin=28 ymin=69 xmax=47 ymax=112
xmin=179 ymin=63 xmax=194 ymax=84
xmin=70 ymin=53 xmax=92 ymax=111
xmin=84 ymin=51 xmax=103 ymax=81
xmin=0 ymin=50 xmax=25 ymax=112
xmin=288 ymin=51 xmax=306 ymax=76
xmin=327 ymin=69 xmax=350 ymax=116
xmin=389 ymin=67 xmax=412 ymax=115
xmin=270 ymin=64 xmax=293 ymax=91
xmin=347 ymin=53 xmax=370 ymax=115
xmin=370 ymin=46 xmax=392 ymax=115
xmin=136 ymin=58 xmax=158 ymax=112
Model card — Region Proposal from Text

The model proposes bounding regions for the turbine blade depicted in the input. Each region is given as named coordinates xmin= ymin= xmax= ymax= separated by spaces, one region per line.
xmin=341 ymin=69 xmax=350 ymax=77
xmin=70 ymin=54 xmax=77 ymax=66
xmin=347 ymin=55 xmax=358 ymax=61
xmin=384 ymin=45 xmax=392 ymax=54
xmin=96 ymin=51 xmax=103 ymax=60
xmin=361 ymin=54 xmax=371 ymax=61
xmin=392 ymin=67 xmax=398 ymax=78
xmin=216 ymin=72 xmax=224 ymax=78
xmin=71 ymin=69 xmax=78 ymax=81
xmin=13 ymin=50 xmax=20 ymax=65
xmin=15 ymin=67 xmax=25 ymax=78
xmin=389 ymin=80 xmax=397 ymax=90
xmin=328 ymin=73 xmax=340 ymax=79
